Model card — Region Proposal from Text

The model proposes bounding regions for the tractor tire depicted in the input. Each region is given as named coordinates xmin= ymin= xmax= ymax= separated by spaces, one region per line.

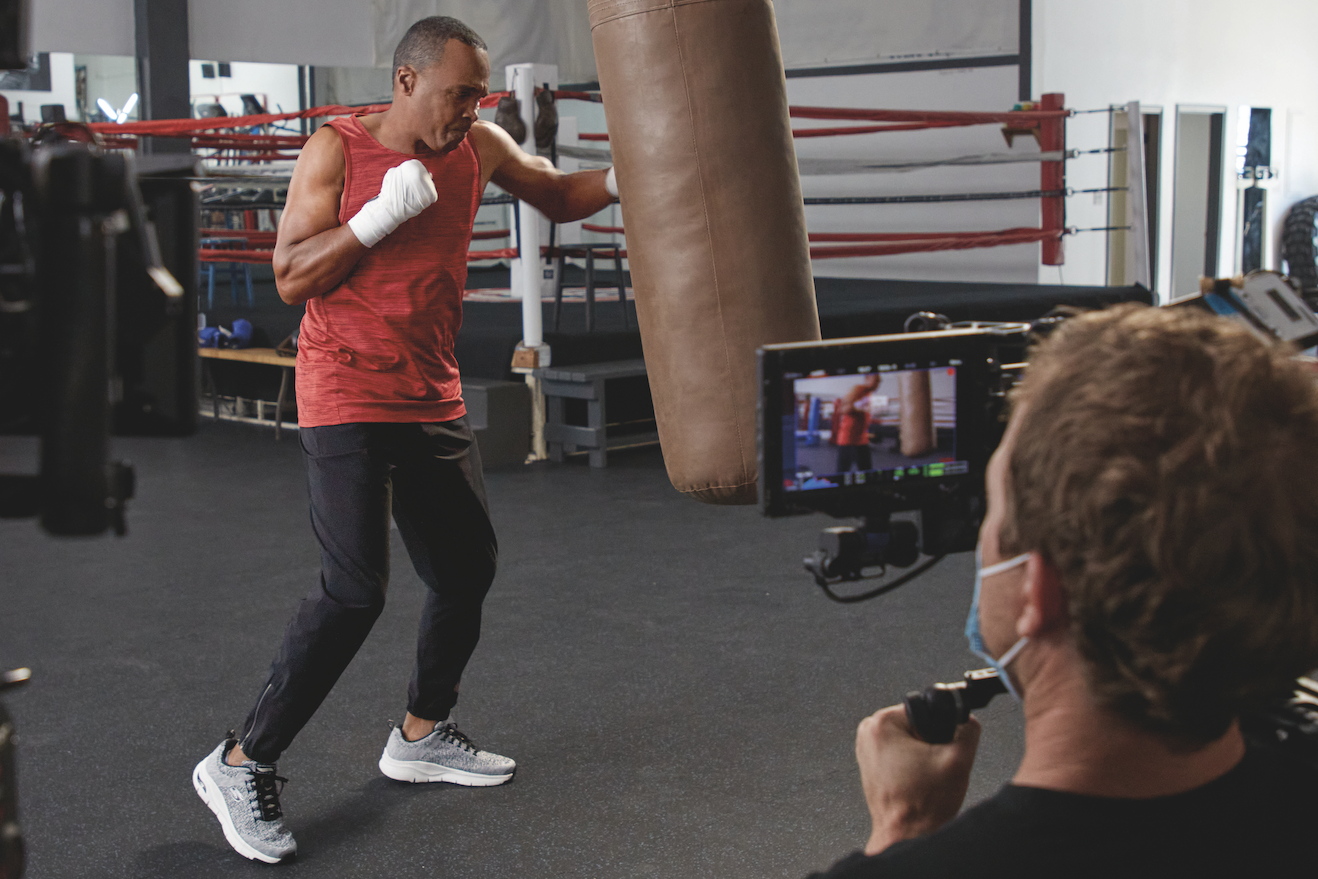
xmin=1281 ymin=195 xmax=1318 ymax=304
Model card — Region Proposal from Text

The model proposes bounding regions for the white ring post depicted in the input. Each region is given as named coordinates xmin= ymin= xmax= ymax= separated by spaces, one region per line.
xmin=506 ymin=62 xmax=558 ymax=461
xmin=512 ymin=65 xmax=546 ymax=356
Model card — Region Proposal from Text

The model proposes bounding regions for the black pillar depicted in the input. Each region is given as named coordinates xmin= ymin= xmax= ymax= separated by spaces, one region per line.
xmin=134 ymin=0 xmax=190 ymax=154
xmin=1018 ymin=0 xmax=1032 ymax=102
xmin=297 ymin=66 xmax=307 ymax=136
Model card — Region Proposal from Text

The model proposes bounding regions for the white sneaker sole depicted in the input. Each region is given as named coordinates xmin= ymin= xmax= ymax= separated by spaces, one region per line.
xmin=378 ymin=751 xmax=514 ymax=786
xmin=192 ymin=757 xmax=295 ymax=864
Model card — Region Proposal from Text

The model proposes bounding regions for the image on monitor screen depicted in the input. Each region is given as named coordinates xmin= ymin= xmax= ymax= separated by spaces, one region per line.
xmin=782 ymin=363 xmax=967 ymax=493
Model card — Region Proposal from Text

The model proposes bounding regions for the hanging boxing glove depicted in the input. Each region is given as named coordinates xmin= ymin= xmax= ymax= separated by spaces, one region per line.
xmin=534 ymin=88 xmax=559 ymax=151
xmin=495 ymin=95 xmax=527 ymax=145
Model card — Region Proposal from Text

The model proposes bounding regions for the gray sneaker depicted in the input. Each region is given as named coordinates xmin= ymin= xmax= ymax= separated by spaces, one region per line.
xmin=378 ymin=719 xmax=515 ymax=786
xmin=192 ymin=737 xmax=297 ymax=863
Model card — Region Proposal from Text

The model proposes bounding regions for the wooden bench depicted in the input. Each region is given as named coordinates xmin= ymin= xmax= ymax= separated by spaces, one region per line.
xmin=539 ymin=359 xmax=656 ymax=467
xmin=198 ymin=347 xmax=296 ymax=439
xmin=198 ymin=351 xmax=533 ymax=461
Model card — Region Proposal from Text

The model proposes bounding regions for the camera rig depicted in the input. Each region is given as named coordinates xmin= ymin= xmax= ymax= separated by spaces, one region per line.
xmin=757 ymin=321 xmax=1033 ymax=601
xmin=757 ymin=269 xmax=1318 ymax=603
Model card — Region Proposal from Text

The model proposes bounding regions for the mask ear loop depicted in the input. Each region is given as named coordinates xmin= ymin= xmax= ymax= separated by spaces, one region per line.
xmin=978 ymin=552 xmax=1031 ymax=579
xmin=997 ymin=636 xmax=1029 ymax=668
xmin=985 ymin=553 xmax=1033 ymax=671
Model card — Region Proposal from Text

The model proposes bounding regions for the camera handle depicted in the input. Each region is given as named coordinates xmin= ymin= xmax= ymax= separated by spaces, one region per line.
xmin=904 ymin=667 xmax=1007 ymax=744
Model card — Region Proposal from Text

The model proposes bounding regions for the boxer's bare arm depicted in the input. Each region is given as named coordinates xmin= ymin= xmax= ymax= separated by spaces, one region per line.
xmin=273 ymin=126 xmax=369 ymax=305
xmin=843 ymin=375 xmax=881 ymax=408
xmin=469 ymin=120 xmax=615 ymax=223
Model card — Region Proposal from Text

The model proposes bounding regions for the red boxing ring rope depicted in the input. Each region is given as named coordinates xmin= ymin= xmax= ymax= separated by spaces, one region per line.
xmin=197 ymin=244 xmax=523 ymax=264
xmin=808 ymin=228 xmax=1061 ymax=260
xmin=788 ymin=105 xmax=1068 ymax=124
xmin=91 ymin=103 xmax=387 ymax=137
xmin=178 ymin=91 xmax=1067 ymax=266
xmin=466 ymin=247 xmax=520 ymax=260
xmin=199 ymin=230 xmax=1061 ymax=265
xmin=88 ymin=94 xmax=512 ymax=138
xmin=88 ymin=91 xmax=1064 ymax=143
xmin=574 ymin=224 xmax=1063 ymax=259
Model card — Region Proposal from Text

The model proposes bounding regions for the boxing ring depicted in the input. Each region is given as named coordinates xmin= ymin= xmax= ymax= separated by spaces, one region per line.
xmin=86 ymin=86 xmax=1139 ymax=336
xmin=85 ymin=82 xmax=1144 ymax=314
xmin=84 ymin=77 xmax=1149 ymax=479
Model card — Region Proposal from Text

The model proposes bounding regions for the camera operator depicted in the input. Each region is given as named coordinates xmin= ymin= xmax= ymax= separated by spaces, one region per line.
xmin=809 ymin=304 xmax=1318 ymax=877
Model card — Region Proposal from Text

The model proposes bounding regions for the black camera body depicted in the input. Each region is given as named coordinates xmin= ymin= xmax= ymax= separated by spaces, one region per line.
xmin=0 ymin=136 xmax=198 ymax=536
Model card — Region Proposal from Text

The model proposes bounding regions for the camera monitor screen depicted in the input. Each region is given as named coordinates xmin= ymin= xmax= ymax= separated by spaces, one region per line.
xmin=783 ymin=362 xmax=966 ymax=495
xmin=758 ymin=327 xmax=1028 ymax=517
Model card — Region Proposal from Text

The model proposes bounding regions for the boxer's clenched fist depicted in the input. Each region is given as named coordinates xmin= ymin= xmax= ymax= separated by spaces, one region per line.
xmin=347 ymin=159 xmax=438 ymax=247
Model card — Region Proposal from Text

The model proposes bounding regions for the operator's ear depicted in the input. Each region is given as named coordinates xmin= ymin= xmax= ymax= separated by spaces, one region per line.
xmin=1017 ymin=553 xmax=1067 ymax=638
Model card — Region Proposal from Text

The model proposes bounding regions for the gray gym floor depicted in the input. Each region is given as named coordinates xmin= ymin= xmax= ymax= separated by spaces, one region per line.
xmin=0 ymin=420 xmax=1023 ymax=878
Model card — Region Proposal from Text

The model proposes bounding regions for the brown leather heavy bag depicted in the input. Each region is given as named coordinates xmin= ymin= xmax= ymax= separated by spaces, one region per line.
xmin=588 ymin=0 xmax=821 ymax=505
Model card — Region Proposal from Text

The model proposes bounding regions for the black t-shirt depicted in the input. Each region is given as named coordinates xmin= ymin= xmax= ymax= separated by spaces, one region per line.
xmin=808 ymin=747 xmax=1314 ymax=878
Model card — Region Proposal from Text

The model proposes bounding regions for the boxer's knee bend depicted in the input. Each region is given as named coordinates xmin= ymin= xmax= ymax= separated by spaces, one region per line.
xmin=316 ymin=571 xmax=388 ymax=618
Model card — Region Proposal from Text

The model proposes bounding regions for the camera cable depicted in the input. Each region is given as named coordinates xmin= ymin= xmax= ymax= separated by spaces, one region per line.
xmin=816 ymin=553 xmax=947 ymax=604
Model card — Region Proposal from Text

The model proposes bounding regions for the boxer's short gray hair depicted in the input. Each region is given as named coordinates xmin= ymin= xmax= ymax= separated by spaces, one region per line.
xmin=393 ymin=16 xmax=487 ymax=74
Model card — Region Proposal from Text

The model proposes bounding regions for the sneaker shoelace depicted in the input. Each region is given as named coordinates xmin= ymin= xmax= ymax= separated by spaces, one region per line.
xmin=249 ymin=766 xmax=289 ymax=822
xmin=438 ymin=723 xmax=478 ymax=754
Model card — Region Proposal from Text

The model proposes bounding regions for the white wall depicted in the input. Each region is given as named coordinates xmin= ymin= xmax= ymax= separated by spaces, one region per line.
xmin=78 ymin=54 xmax=138 ymax=122
xmin=1 ymin=53 xmax=78 ymax=125
xmin=1034 ymin=0 xmax=1318 ymax=295
xmin=2 ymin=54 xmax=301 ymax=124
xmin=189 ymin=61 xmax=301 ymax=118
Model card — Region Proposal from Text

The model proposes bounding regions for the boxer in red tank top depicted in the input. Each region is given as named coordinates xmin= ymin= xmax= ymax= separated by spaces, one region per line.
xmin=193 ymin=17 xmax=619 ymax=864
xmin=835 ymin=375 xmax=879 ymax=473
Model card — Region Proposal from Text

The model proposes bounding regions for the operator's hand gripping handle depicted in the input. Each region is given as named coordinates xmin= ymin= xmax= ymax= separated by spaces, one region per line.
xmin=903 ymin=668 xmax=1007 ymax=744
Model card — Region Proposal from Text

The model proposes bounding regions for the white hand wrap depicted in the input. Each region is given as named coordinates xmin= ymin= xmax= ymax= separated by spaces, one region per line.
xmin=604 ymin=166 xmax=619 ymax=199
xmin=347 ymin=159 xmax=438 ymax=248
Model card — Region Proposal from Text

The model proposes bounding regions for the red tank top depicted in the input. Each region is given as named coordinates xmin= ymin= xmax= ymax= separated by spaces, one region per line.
xmin=835 ymin=404 xmax=871 ymax=446
xmin=295 ymin=115 xmax=482 ymax=426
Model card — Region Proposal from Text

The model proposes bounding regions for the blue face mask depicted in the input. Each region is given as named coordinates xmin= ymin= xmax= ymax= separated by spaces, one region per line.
xmin=965 ymin=550 xmax=1032 ymax=700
